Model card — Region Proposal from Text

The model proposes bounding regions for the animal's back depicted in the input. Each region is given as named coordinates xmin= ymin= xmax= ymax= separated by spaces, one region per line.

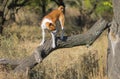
xmin=44 ymin=9 xmax=62 ymax=23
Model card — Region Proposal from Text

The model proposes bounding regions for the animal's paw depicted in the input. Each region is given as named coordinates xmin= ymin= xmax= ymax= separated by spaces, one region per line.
xmin=60 ymin=36 xmax=64 ymax=40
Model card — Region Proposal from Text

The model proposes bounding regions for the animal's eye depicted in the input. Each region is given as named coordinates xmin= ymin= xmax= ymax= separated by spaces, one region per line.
xmin=49 ymin=23 xmax=52 ymax=26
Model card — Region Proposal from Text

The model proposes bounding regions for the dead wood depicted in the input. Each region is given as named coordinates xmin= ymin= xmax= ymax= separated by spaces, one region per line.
xmin=0 ymin=18 xmax=108 ymax=73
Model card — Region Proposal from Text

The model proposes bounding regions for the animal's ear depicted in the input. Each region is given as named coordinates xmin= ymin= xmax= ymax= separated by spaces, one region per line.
xmin=49 ymin=23 xmax=56 ymax=31
xmin=49 ymin=23 xmax=52 ymax=26
xmin=46 ymin=22 xmax=54 ymax=27
xmin=49 ymin=23 xmax=55 ymax=27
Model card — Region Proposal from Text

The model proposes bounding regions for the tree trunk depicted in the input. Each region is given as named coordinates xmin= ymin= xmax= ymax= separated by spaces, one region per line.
xmin=107 ymin=0 xmax=120 ymax=79
xmin=0 ymin=0 xmax=8 ymax=34
xmin=0 ymin=0 xmax=28 ymax=34
xmin=42 ymin=1 xmax=46 ymax=16
xmin=0 ymin=19 xmax=108 ymax=72
xmin=0 ymin=0 xmax=15 ymax=34
xmin=0 ymin=11 xmax=3 ymax=34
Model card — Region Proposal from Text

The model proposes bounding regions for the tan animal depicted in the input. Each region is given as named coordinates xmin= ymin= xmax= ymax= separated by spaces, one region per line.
xmin=39 ymin=6 xmax=65 ymax=48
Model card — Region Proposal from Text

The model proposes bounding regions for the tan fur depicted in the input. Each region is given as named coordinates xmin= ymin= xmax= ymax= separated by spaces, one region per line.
xmin=46 ymin=22 xmax=56 ymax=31
xmin=42 ymin=6 xmax=65 ymax=31
xmin=40 ymin=6 xmax=65 ymax=48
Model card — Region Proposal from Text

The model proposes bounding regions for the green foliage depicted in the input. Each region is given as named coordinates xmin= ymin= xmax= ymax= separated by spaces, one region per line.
xmin=103 ymin=1 xmax=112 ymax=7
xmin=95 ymin=0 xmax=113 ymax=17
xmin=83 ymin=0 xmax=92 ymax=11
xmin=68 ymin=0 xmax=113 ymax=19
xmin=27 ymin=0 xmax=50 ymax=8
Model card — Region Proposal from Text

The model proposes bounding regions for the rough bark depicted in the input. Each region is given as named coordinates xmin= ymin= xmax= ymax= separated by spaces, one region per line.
xmin=39 ymin=0 xmax=47 ymax=16
xmin=0 ymin=0 xmax=8 ymax=34
xmin=0 ymin=11 xmax=3 ymax=34
xmin=52 ymin=0 xmax=65 ymax=7
xmin=0 ymin=19 xmax=108 ymax=73
xmin=107 ymin=0 xmax=120 ymax=79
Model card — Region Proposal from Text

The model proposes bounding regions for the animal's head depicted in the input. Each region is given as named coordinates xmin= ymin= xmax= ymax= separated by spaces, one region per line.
xmin=58 ymin=6 xmax=64 ymax=12
xmin=46 ymin=22 xmax=56 ymax=31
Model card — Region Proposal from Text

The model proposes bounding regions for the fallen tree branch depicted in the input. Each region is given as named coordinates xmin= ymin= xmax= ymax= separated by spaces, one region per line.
xmin=0 ymin=19 xmax=108 ymax=73
xmin=0 ymin=58 xmax=19 ymax=65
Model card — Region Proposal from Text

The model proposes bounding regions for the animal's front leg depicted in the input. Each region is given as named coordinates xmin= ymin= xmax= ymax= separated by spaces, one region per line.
xmin=51 ymin=31 xmax=57 ymax=48
xmin=59 ymin=13 xmax=65 ymax=40
xmin=40 ymin=28 xmax=45 ymax=46
xmin=61 ymin=28 xmax=64 ymax=40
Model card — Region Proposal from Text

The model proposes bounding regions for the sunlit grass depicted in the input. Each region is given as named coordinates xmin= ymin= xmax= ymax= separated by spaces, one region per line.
xmin=0 ymin=25 xmax=108 ymax=79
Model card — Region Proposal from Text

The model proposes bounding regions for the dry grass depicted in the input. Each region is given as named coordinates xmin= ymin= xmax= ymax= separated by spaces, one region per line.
xmin=32 ymin=31 xmax=108 ymax=79
xmin=0 ymin=25 xmax=108 ymax=79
